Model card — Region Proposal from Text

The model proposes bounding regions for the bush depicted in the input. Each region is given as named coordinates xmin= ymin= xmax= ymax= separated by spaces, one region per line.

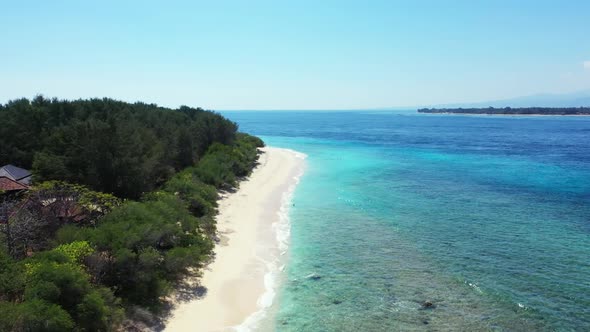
xmin=0 ymin=300 xmax=75 ymax=332
xmin=74 ymin=192 xmax=213 ymax=307
xmin=0 ymin=249 xmax=25 ymax=302
xmin=163 ymin=171 xmax=218 ymax=218
xmin=0 ymin=244 xmax=123 ymax=331
xmin=193 ymin=134 xmax=263 ymax=188
xmin=23 ymin=247 xmax=123 ymax=330
xmin=0 ymin=119 xmax=264 ymax=329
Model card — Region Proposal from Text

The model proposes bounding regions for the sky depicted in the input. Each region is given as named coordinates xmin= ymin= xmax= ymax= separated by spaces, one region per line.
xmin=1 ymin=0 xmax=589 ymax=110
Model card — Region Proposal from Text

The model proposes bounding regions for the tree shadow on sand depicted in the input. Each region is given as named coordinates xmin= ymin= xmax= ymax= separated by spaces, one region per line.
xmin=125 ymin=266 xmax=212 ymax=332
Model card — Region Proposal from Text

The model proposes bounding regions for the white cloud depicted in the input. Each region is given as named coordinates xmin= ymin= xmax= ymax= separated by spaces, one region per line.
xmin=584 ymin=61 xmax=590 ymax=70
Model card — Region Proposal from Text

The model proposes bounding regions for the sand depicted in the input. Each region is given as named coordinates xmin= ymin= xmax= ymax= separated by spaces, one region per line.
xmin=164 ymin=147 xmax=306 ymax=332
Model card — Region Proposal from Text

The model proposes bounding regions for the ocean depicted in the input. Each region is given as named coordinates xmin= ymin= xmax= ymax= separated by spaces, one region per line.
xmin=222 ymin=111 xmax=590 ymax=331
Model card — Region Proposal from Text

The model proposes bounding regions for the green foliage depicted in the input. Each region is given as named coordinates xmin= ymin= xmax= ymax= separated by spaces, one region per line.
xmin=24 ymin=252 xmax=90 ymax=308
xmin=0 ymin=96 xmax=238 ymax=198
xmin=0 ymin=244 xmax=123 ymax=331
xmin=1 ymin=182 xmax=121 ymax=259
xmin=0 ymin=299 xmax=75 ymax=332
xmin=236 ymin=132 xmax=265 ymax=148
xmin=193 ymin=134 xmax=263 ymax=188
xmin=76 ymin=193 xmax=213 ymax=307
xmin=194 ymin=145 xmax=237 ymax=188
xmin=0 ymin=249 xmax=25 ymax=302
xmin=232 ymin=133 xmax=264 ymax=176
xmin=54 ymin=241 xmax=94 ymax=263
xmin=0 ymin=99 xmax=264 ymax=330
xmin=28 ymin=181 xmax=121 ymax=222
xmin=54 ymin=225 xmax=89 ymax=247
xmin=164 ymin=246 xmax=203 ymax=275
xmin=163 ymin=170 xmax=218 ymax=218
xmin=23 ymin=248 xmax=123 ymax=330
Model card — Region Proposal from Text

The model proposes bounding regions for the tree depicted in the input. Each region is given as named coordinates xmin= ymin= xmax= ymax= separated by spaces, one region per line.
xmin=0 ymin=300 xmax=75 ymax=332
xmin=1 ymin=96 xmax=240 ymax=198
xmin=1 ymin=182 xmax=120 ymax=258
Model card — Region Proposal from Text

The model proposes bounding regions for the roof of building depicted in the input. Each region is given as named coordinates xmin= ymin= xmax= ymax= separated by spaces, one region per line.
xmin=0 ymin=177 xmax=29 ymax=191
xmin=0 ymin=164 xmax=32 ymax=181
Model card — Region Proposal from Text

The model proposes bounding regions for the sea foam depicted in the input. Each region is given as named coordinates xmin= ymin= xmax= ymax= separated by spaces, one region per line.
xmin=233 ymin=150 xmax=306 ymax=332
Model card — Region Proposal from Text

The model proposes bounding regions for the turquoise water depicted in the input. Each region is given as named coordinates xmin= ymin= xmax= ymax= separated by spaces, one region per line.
xmin=224 ymin=112 xmax=590 ymax=331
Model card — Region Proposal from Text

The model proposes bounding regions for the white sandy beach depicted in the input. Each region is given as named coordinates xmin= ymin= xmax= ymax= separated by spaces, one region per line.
xmin=164 ymin=147 xmax=305 ymax=332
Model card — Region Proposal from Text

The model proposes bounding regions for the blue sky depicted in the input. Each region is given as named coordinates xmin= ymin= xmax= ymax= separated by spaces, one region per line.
xmin=1 ymin=0 xmax=589 ymax=109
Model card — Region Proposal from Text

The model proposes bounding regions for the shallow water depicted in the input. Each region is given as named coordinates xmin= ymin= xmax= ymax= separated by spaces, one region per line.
xmin=223 ymin=111 xmax=590 ymax=331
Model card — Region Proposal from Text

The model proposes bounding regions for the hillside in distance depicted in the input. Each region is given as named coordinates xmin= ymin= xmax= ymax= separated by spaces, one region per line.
xmin=379 ymin=90 xmax=590 ymax=111
xmin=417 ymin=107 xmax=590 ymax=115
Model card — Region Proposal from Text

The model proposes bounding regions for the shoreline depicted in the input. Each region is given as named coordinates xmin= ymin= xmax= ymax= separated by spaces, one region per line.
xmin=164 ymin=147 xmax=306 ymax=332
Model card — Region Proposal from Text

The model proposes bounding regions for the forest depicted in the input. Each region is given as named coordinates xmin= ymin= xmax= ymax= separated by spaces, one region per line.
xmin=0 ymin=96 xmax=240 ymax=198
xmin=417 ymin=107 xmax=590 ymax=115
xmin=0 ymin=97 xmax=264 ymax=331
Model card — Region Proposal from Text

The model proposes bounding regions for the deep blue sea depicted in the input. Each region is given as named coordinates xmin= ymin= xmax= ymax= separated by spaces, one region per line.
xmin=223 ymin=111 xmax=590 ymax=331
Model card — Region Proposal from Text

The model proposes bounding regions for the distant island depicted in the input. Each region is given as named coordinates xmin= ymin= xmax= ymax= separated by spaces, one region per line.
xmin=417 ymin=107 xmax=590 ymax=115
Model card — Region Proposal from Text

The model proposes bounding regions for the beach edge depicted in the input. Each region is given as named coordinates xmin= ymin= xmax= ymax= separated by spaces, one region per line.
xmin=164 ymin=146 xmax=306 ymax=332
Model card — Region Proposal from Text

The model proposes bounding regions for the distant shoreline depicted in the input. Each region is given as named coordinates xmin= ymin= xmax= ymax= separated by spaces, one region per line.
xmin=418 ymin=112 xmax=590 ymax=117
xmin=418 ymin=107 xmax=590 ymax=116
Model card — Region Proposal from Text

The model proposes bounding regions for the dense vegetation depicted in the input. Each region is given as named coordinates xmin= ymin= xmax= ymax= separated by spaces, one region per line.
xmin=417 ymin=107 xmax=590 ymax=115
xmin=0 ymin=97 xmax=265 ymax=331
xmin=0 ymin=96 xmax=239 ymax=198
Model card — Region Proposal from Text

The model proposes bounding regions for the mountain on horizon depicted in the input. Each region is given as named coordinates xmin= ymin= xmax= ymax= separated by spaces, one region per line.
xmin=390 ymin=90 xmax=590 ymax=110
